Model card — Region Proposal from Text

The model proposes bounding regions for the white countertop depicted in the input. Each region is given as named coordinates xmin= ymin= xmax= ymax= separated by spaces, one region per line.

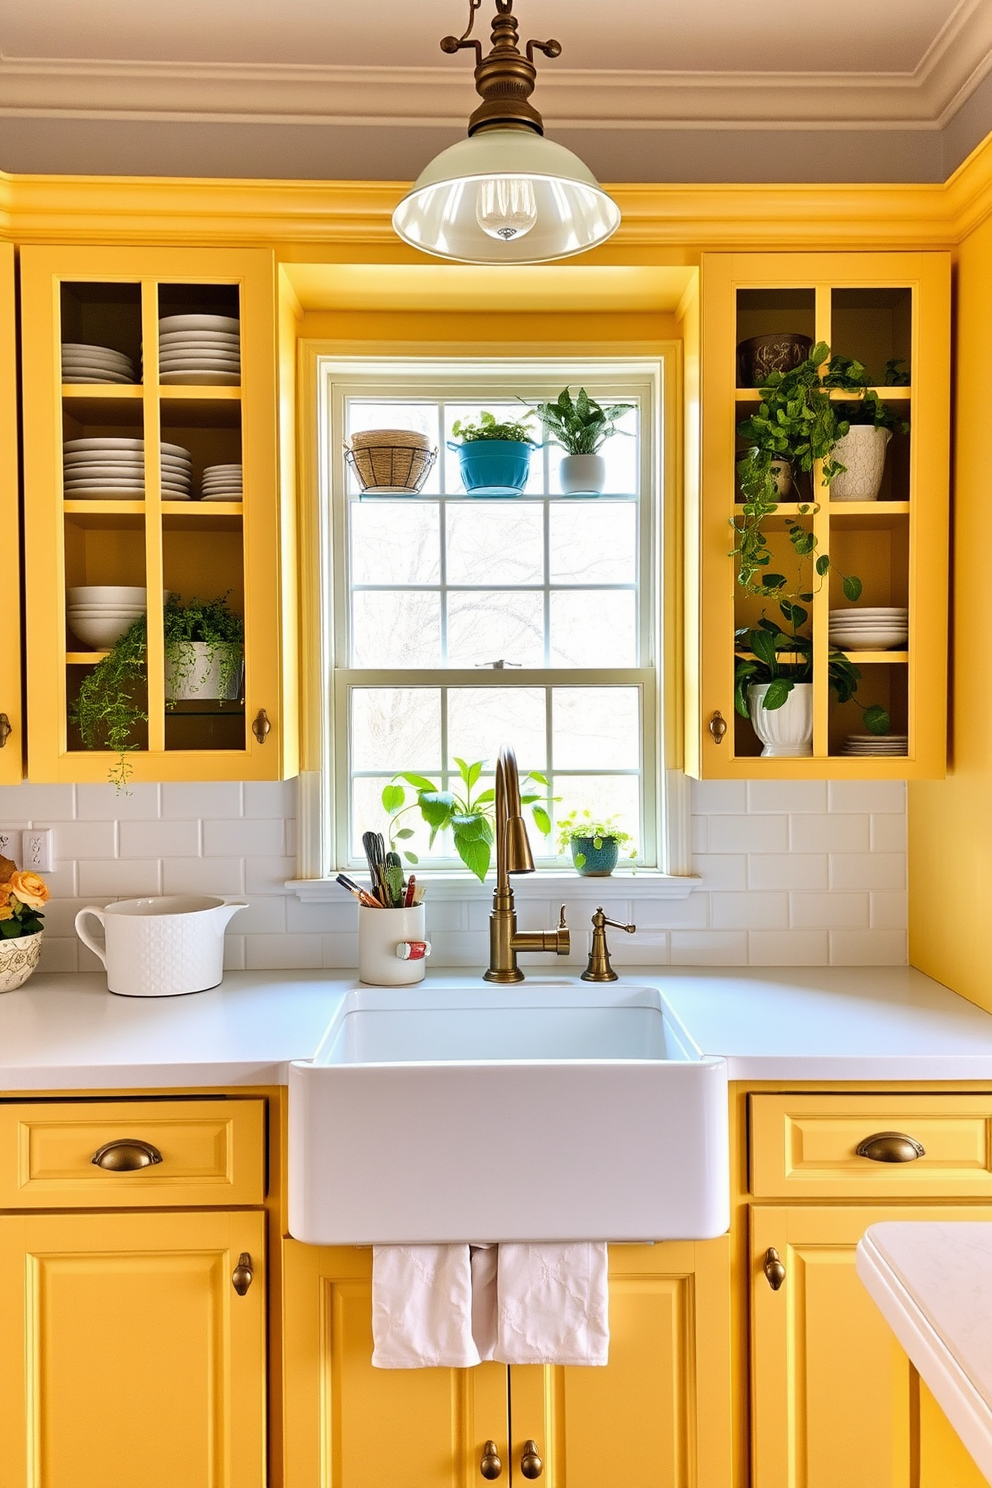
xmin=1 ymin=964 xmax=992 ymax=1089
xmin=858 ymin=1222 xmax=992 ymax=1485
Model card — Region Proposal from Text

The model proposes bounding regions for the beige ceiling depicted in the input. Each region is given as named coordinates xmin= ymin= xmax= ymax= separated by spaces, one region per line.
xmin=1 ymin=0 xmax=992 ymax=182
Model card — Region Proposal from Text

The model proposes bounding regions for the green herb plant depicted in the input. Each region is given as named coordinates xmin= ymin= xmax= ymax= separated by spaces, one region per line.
xmin=381 ymin=756 xmax=552 ymax=881
xmin=529 ymin=387 xmax=636 ymax=455
xmin=734 ymin=616 xmax=890 ymax=734
xmin=556 ymin=810 xmax=636 ymax=869
xmin=163 ymin=594 xmax=244 ymax=701
xmin=450 ymin=410 xmax=537 ymax=444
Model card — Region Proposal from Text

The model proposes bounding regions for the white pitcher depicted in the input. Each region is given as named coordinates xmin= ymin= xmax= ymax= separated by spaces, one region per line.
xmin=75 ymin=895 xmax=247 ymax=997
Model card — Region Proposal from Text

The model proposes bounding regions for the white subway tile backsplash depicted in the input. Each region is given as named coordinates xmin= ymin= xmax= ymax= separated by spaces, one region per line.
xmin=245 ymin=932 xmax=323 ymax=970
xmin=38 ymin=936 xmax=79 ymax=974
xmin=286 ymin=897 xmax=359 ymax=934
xmin=711 ymin=892 xmax=789 ymax=930
xmin=244 ymin=779 xmax=298 ymax=818
xmin=790 ymin=813 xmax=870 ymax=853
xmin=691 ymin=854 xmax=748 ymax=890
xmin=748 ymin=780 xmax=827 ymax=813
xmin=119 ymin=819 xmax=200 ymax=859
xmin=830 ymin=929 xmax=908 ymax=965
xmin=53 ymin=820 xmax=117 ymax=859
xmin=203 ymin=817 xmax=285 ymax=858
xmin=670 ymin=929 xmax=749 ymax=965
xmin=828 ymin=780 xmax=906 ymax=814
xmin=162 ymin=781 xmax=243 ymax=819
xmin=245 ymin=855 xmax=297 ymax=894
xmin=223 ymin=934 xmax=246 ymax=971
xmin=631 ymin=893 xmax=709 ymax=930
xmin=748 ymin=853 xmax=828 ymax=891
xmin=829 ymin=853 xmax=906 ymax=891
xmin=0 ymin=783 xmax=75 ymax=819
xmin=78 ymin=858 xmax=162 ymax=897
xmin=77 ymin=783 xmax=160 ymax=821
xmin=163 ymin=856 xmax=245 ymax=895
xmin=323 ymin=932 xmax=359 ymax=968
xmin=690 ymin=779 xmax=747 ymax=814
xmin=610 ymin=930 xmax=669 ymax=965
xmin=709 ymin=814 xmax=789 ymax=854
xmin=870 ymin=891 xmax=908 ymax=930
xmin=690 ymin=815 xmax=708 ymax=853
xmin=749 ymin=929 xmax=830 ymax=965
xmin=790 ymin=891 xmax=869 ymax=929
xmin=871 ymin=813 xmax=907 ymax=852
xmin=233 ymin=895 xmax=286 ymax=935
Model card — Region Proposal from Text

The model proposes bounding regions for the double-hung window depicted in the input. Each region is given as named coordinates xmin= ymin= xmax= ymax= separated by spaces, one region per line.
xmin=322 ymin=358 xmax=667 ymax=875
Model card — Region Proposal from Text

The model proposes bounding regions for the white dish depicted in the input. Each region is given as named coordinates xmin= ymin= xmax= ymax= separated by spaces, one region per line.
xmin=68 ymin=586 xmax=170 ymax=604
xmin=63 ymin=464 xmax=147 ymax=480
xmin=62 ymin=341 xmax=133 ymax=359
xmin=830 ymin=608 xmax=907 ymax=618
xmin=61 ymin=359 xmax=135 ymax=375
xmin=63 ymin=437 xmax=145 ymax=452
xmin=159 ymin=371 xmax=241 ymax=386
xmin=159 ymin=314 xmax=240 ymax=333
xmin=61 ymin=354 xmax=134 ymax=371
xmin=198 ymin=493 xmax=243 ymax=502
xmin=201 ymin=482 xmax=242 ymax=490
xmin=161 ymin=442 xmax=193 ymax=459
xmin=830 ymin=636 xmax=908 ymax=651
xmin=203 ymin=464 xmax=243 ymax=473
xmin=158 ymin=356 xmax=241 ymax=370
xmin=158 ymin=340 xmax=240 ymax=354
xmin=62 ymin=374 xmax=137 ymax=385
xmin=158 ymin=328 xmax=239 ymax=342
xmin=68 ymin=615 xmax=144 ymax=649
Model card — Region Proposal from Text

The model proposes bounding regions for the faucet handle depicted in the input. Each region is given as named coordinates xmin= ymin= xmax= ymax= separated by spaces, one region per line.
xmin=558 ymin=904 xmax=567 ymax=930
xmin=602 ymin=915 xmax=636 ymax=934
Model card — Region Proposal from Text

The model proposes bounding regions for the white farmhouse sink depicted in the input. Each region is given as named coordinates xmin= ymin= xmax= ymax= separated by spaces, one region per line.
xmin=289 ymin=980 xmax=729 ymax=1245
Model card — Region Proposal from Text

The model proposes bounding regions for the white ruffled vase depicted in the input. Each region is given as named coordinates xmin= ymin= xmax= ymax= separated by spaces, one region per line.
xmin=748 ymin=682 xmax=814 ymax=757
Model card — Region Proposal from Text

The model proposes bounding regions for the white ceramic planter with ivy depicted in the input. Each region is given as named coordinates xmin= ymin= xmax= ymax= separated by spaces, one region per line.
xmin=747 ymin=682 xmax=814 ymax=757
xmin=165 ymin=642 xmax=243 ymax=702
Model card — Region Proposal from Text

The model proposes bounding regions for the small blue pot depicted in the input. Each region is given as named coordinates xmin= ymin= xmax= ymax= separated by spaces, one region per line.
xmin=449 ymin=439 xmax=534 ymax=497
xmin=571 ymin=835 xmax=620 ymax=877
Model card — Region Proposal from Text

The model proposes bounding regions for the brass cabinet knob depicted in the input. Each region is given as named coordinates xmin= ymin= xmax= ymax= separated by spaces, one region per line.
xmin=763 ymin=1247 xmax=786 ymax=1291
xmin=91 ymin=1139 xmax=163 ymax=1171
xmin=709 ymin=710 xmax=728 ymax=744
xmin=520 ymin=1441 xmax=544 ymax=1479
xmin=0 ymin=713 xmax=12 ymax=748
xmin=856 ymin=1131 xmax=925 ymax=1163
xmin=232 ymin=1252 xmax=254 ymax=1296
xmin=252 ymin=708 xmax=272 ymax=744
xmin=480 ymin=1441 xmax=502 ymax=1479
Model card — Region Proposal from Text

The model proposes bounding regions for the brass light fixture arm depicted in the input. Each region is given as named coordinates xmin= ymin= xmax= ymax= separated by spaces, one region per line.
xmin=438 ymin=0 xmax=562 ymax=137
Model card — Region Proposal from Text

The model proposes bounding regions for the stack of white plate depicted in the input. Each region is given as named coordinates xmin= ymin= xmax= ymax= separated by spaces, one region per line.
xmin=829 ymin=607 xmax=908 ymax=651
xmin=200 ymin=463 xmax=243 ymax=500
xmin=61 ymin=343 xmax=137 ymax=384
xmin=66 ymin=585 xmax=156 ymax=650
xmin=157 ymin=314 xmax=240 ymax=386
xmin=62 ymin=438 xmax=194 ymax=499
xmin=841 ymin=733 xmax=909 ymax=756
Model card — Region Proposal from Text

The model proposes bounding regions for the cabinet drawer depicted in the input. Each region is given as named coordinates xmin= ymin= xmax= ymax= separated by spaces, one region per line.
xmin=750 ymin=1093 xmax=992 ymax=1199
xmin=0 ymin=1098 xmax=265 ymax=1208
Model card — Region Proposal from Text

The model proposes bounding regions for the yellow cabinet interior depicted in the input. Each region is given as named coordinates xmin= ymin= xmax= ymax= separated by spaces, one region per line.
xmin=282 ymin=1237 xmax=733 ymax=1488
xmin=689 ymin=251 xmax=950 ymax=780
xmin=19 ymin=244 xmax=297 ymax=783
xmin=0 ymin=242 xmax=23 ymax=781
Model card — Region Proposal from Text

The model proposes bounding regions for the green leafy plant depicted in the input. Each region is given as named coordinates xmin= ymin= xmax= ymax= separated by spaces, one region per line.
xmin=529 ymin=387 xmax=636 ymax=455
xmin=450 ymin=410 xmax=537 ymax=444
xmin=822 ymin=353 xmax=911 ymax=432
xmin=556 ymin=810 xmax=635 ymax=869
xmin=70 ymin=594 xmax=244 ymax=792
xmin=381 ymin=756 xmax=551 ymax=881
xmin=734 ymin=613 xmax=890 ymax=733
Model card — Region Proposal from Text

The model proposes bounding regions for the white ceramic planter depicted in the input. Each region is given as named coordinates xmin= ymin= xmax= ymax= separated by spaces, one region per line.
xmin=829 ymin=425 xmax=892 ymax=502
xmin=165 ymin=641 xmax=243 ymax=701
xmin=559 ymin=453 xmax=606 ymax=495
xmin=358 ymin=905 xmax=430 ymax=986
xmin=748 ymin=682 xmax=814 ymax=757
xmin=0 ymin=931 xmax=43 ymax=992
xmin=770 ymin=458 xmax=793 ymax=497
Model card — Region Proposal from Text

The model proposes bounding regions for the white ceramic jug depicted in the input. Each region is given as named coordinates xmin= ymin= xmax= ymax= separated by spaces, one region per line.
xmin=75 ymin=895 xmax=247 ymax=997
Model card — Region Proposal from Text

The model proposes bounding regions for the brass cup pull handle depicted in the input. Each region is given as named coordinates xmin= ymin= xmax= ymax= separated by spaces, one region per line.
xmin=856 ymin=1131 xmax=925 ymax=1163
xmin=232 ymin=1252 xmax=254 ymax=1296
xmin=763 ymin=1247 xmax=786 ymax=1291
xmin=91 ymin=1139 xmax=163 ymax=1172
xmin=520 ymin=1441 xmax=544 ymax=1479
xmin=480 ymin=1441 xmax=502 ymax=1480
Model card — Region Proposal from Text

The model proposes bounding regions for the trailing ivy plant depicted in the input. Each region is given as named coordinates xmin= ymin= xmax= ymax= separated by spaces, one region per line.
xmin=822 ymin=352 xmax=912 ymax=432
xmin=163 ymin=594 xmax=244 ymax=701
xmin=734 ymin=614 xmax=890 ymax=733
xmin=381 ymin=756 xmax=552 ymax=881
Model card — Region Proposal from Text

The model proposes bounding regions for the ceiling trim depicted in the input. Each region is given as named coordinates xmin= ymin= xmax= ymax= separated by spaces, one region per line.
xmin=1 ymin=0 xmax=991 ymax=135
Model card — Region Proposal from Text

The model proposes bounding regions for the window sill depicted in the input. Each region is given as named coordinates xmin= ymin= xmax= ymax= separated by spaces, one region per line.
xmin=286 ymin=871 xmax=699 ymax=903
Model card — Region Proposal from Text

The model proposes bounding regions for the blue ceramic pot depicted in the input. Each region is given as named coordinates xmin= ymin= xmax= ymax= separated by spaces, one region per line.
xmin=571 ymin=835 xmax=620 ymax=877
xmin=449 ymin=439 xmax=533 ymax=497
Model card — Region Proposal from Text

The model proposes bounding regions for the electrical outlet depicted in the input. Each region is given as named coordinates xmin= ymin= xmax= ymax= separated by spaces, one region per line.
xmin=22 ymin=829 xmax=53 ymax=873
xmin=0 ymin=828 xmax=21 ymax=859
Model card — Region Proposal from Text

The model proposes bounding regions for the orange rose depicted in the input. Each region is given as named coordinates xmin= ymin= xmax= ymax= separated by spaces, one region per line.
xmin=0 ymin=899 xmax=14 ymax=921
xmin=8 ymin=870 xmax=49 ymax=910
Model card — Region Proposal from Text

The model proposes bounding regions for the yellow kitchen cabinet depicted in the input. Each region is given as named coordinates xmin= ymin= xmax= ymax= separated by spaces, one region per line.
xmin=0 ymin=242 xmax=23 ymax=779
xmin=0 ymin=1207 xmax=266 ymax=1488
xmin=283 ymin=1237 xmax=732 ymax=1488
xmin=750 ymin=1204 xmax=992 ymax=1488
xmin=20 ymin=245 xmax=297 ymax=782
xmin=689 ymin=250 xmax=950 ymax=780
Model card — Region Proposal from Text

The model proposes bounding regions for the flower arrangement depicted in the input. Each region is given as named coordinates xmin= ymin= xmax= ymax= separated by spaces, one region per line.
xmin=0 ymin=855 xmax=50 ymax=938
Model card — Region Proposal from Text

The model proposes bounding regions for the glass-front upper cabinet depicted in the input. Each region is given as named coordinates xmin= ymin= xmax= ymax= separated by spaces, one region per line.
xmin=0 ymin=244 xmax=23 ymax=782
xmin=21 ymin=246 xmax=296 ymax=783
xmin=690 ymin=251 xmax=950 ymax=780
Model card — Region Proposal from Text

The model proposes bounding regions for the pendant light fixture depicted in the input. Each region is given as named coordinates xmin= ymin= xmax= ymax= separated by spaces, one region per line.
xmin=392 ymin=0 xmax=620 ymax=264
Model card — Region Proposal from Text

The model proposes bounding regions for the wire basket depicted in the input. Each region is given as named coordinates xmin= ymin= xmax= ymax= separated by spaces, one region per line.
xmin=346 ymin=443 xmax=438 ymax=495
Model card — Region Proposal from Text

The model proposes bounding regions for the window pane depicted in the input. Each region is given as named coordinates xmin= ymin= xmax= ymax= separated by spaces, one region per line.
xmin=444 ymin=403 xmax=543 ymax=494
xmin=553 ymin=688 xmax=640 ymax=769
xmin=549 ymin=591 xmax=636 ymax=667
xmin=447 ymin=591 xmax=544 ymax=668
xmin=352 ymin=776 xmax=446 ymax=863
xmin=352 ymin=591 xmax=441 ymax=667
xmin=448 ymin=687 xmax=547 ymax=771
xmin=552 ymin=774 xmax=640 ymax=854
xmin=550 ymin=503 xmax=636 ymax=584
xmin=351 ymin=687 xmax=441 ymax=771
xmin=351 ymin=502 xmax=440 ymax=585
xmin=347 ymin=401 xmax=441 ymax=495
xmin=547 ymin=405 xmax=639 ymax=496
xmin=446 ymin=503 xmax=544 ymax=585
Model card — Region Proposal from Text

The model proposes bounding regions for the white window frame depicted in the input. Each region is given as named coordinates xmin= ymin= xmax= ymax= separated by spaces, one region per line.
xmin=291 ymin=350 xmax=694 ymax=902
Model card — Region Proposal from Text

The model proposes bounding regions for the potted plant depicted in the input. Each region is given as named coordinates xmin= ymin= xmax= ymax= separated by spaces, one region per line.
xmin=530 ymin=386 xmax=636 ymax=495
xmin=822 ymin=354 xmax=910 ymax=501
xmin=557 ymin=810 xmax=635 ymax=876
xmin=0 ymin=852 xmax=49 ymax=991
xmin=448 ymin=410 xmax=537 ymax=496
xmin=71 ymin=594 xmax=244 ymax=790
xmin=381 ymin=756 xmax=551 ymax=880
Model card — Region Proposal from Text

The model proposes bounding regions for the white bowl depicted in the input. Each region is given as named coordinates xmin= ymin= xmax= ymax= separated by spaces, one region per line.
xmin=67 ymin=587 xmax=171 ymax=605
xmin=829 ymin=631 xmax=908 ymax=650
xmin=68 ymin=614 xmax=144 ymax=648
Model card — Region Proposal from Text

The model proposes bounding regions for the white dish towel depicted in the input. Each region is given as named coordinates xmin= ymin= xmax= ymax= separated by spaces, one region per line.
xmin=372 ymin=1245 xmax=481 ymax=1368
xmin=496 ymin=1243 xmax=610 ymax=1366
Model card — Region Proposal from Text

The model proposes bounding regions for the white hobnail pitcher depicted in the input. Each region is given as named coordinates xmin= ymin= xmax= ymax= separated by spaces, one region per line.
xmin=75 ymin=895 xmax=247 ymax=997
xmin=748 ymin=682 xmax=814 ymax=757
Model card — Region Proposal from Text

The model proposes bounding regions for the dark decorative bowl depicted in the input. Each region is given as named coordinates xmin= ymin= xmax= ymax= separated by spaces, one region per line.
xmin=737 ymin=333 xmax=813 ymax=388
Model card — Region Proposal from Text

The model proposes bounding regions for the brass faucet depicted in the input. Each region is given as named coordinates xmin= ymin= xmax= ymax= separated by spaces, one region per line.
xmin=484 ymin=743 xmax=570 ymax=983
xmin=581 ymin=907 xmax=637 ymax=982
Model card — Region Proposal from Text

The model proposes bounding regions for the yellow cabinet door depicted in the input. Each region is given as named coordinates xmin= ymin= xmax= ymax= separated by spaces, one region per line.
xmin=507 ymin=1239 xmax=732 ymax=1488
xmin=0 ymin=241 xmax=23 ymax=780
xmin=751 ymin=1205 xmax=992 ymax=1488
xmin=282 ymin=1241 xmax=509 ymax=1488
xmin=0 ymin=1208 xmax=266 ymax=1488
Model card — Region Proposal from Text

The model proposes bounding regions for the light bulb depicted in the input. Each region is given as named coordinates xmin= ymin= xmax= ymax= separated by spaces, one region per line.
xmin=475 ymin=177 xmax=538 ymax=241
